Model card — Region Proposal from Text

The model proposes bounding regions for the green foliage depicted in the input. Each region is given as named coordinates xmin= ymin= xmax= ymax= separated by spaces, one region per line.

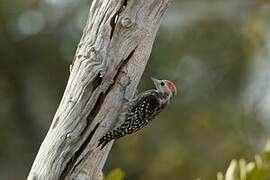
xmin=217 ymin=138 xmax=270 ymax=180
xmin=104 ymin=168 xmax=125 ymax=180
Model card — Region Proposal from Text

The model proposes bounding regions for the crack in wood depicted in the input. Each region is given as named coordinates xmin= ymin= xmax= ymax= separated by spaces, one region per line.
xmin=123 ymin=0 xmax=128 ymax=7
xmin=92 ymin=74 xmax=103 ymax=92
xmin=59 ymin=46 xmax=137 ymax=179
xmin=102 ymin=46 xmax=137 ymax=100
xmin=109 ymin=13 xmax=118 ymax=40
xmin=109 ymin=0 xmax=130 ymax=40
xmin=59 ymin=123 xmax=100 ymax=180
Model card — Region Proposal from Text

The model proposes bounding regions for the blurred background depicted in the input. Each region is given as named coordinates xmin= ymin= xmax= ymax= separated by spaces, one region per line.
xmin=0 ymin=0 xmax=270 ymax=179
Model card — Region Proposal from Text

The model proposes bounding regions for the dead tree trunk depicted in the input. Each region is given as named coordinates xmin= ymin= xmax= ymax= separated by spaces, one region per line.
xmin=27 ymin=0 xmax=171 ymax=179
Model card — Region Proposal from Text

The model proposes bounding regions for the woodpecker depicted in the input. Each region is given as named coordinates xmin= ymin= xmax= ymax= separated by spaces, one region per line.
xmin=97 ymin=78 xmax=177 ymax=149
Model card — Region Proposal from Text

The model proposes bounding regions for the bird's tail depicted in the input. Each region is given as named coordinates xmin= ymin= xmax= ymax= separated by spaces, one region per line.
xmin=97 ymin=135 xmax=112 ymax=150
xmin=97 ymin=129 xmax=122 ymax=150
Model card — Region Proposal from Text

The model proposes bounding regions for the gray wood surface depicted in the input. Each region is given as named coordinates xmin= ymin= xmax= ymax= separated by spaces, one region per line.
xmin=27 ymin=0 xmax=171 ymax=179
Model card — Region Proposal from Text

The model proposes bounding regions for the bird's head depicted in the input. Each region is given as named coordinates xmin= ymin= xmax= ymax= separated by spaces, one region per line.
xmin=151 ymin=78 xmax=177 ymax=99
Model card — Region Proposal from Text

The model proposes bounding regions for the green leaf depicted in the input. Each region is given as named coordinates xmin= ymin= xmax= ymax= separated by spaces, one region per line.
xmin=106 ymin=168 xmax=125 ymax=180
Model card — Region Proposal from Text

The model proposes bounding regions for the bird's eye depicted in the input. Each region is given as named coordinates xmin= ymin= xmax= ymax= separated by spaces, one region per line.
xmin=160 ymin=82 xmax=165 ymax=86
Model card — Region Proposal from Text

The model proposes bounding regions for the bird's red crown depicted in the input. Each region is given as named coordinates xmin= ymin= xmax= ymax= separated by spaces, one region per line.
xmin=165 ymin=80 xmax=177 ymax=96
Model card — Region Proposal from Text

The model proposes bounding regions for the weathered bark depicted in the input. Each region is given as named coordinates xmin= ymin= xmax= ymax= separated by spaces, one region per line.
xmin=27 ymin=0 xmax=171 ymax=179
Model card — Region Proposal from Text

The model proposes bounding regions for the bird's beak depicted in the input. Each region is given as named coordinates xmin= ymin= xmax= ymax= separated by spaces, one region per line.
xmin=151 ymin=77 xmax=160 ymax=88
